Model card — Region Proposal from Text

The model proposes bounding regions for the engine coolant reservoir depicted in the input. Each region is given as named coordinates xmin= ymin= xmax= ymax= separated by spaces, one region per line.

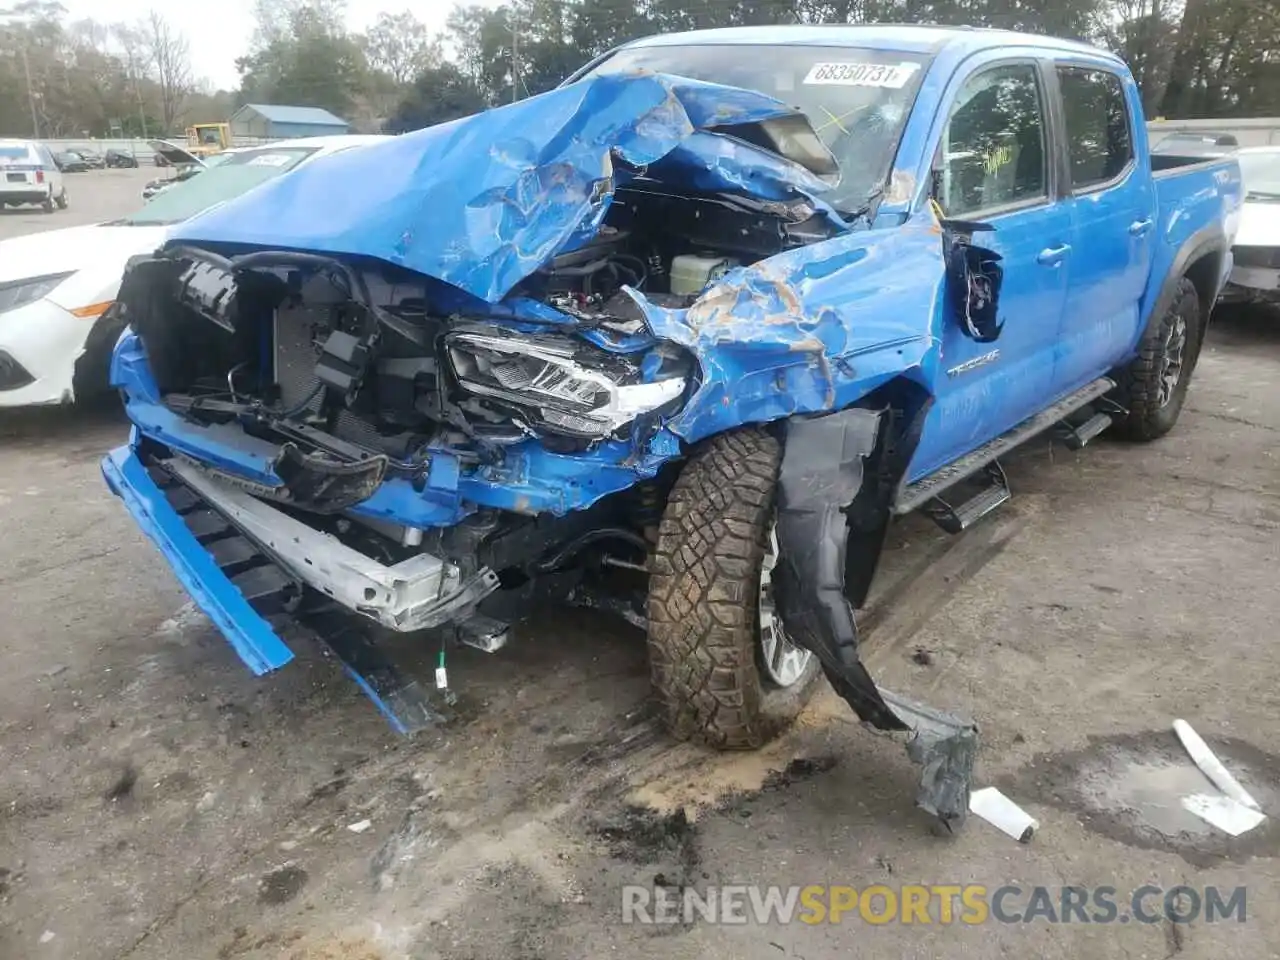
xmin=669 ymin=254 xmax=739 ymax=296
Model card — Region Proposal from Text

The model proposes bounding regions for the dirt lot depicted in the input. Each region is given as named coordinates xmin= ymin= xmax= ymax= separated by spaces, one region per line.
xmin=0 ymin=166 xmax=156 ymax=239
xmin=1 ymin=171 xmax=1279 ymax=960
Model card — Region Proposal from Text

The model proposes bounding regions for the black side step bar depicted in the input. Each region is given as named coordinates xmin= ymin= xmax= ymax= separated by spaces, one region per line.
xmin=923 ymin=461 xmax=1010 ymax=534
xmin=894 ymin=376 xmax=1115 ymax=516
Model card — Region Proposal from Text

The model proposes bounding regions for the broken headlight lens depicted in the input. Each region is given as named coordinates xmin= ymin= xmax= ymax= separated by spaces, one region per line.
xmin=447 ymin=329 xmax=690 ymax=438
xmin=0 ymin=272 xmax=72 ymax=315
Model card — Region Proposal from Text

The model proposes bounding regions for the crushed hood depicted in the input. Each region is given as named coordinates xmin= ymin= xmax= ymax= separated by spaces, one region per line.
xmin=164 ymin=72 xmax=840 ymax=303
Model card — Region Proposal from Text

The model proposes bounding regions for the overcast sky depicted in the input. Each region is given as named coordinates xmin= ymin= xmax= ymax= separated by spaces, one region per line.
xmin=57 ymin=0 xmax=503 ymax=90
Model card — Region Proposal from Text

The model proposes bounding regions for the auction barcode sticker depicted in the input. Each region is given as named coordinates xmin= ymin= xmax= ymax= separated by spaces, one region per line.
xmin=803 ymin=61 xmax=920 ymax=88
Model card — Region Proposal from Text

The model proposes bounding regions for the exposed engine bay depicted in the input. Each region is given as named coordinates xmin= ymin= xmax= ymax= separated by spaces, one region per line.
xmin=133 ymin=185 xmax=831 ymax=458
xmin=122 ymin=182 xmax=836 ymax=581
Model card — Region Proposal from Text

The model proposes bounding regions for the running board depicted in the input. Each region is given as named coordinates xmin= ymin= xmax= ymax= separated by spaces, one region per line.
xmin=895 ymin=376 xmax=1115 ymax=516
xmin=923 ymin=461 xmax=1010 ymax=534
xmin=1055 ymin=411 xmax=1112 ymax=450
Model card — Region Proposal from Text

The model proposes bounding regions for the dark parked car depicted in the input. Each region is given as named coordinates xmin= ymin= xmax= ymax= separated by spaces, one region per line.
xmin=53 ymin=151 xmax=90 ymax=173
xmin=72 ymin=148 xmax=106 ymax=169
xmin=105 ymin=149 xmax=139 ymax=168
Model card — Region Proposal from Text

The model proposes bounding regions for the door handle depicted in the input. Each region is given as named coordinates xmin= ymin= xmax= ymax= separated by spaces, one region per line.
xmin=1036 ymin=244 xmax=1071 ymax=266
xmin=1129 ymin=218 xmax=1154 ymax=237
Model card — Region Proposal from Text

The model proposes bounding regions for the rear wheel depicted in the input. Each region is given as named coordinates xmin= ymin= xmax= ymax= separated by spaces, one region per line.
xmin=41 ymin=195 xmax=54 ymax=213
xmin=1111 ymin=276 xmax=1201 ymax=441
xmin=55 ymin=188 xmax=67 ymax=210
xmin=647 ymin=428 xmax=820 ymax=750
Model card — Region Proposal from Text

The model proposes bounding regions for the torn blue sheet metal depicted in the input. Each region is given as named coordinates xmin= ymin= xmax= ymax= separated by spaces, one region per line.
xmin=168 ymin=72 xmax=837 ymax=304
xmin=101 ymin=443 xmax=296 ymax=675
xmin=632 ymin=214 xmax=950 ymax=442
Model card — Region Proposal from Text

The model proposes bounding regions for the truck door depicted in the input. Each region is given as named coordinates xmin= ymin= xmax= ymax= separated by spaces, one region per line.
xmin=1050 ymin=63 xmax=1153 ymax=390
xmin=909 ymin=58 xmax=1072 ymax=479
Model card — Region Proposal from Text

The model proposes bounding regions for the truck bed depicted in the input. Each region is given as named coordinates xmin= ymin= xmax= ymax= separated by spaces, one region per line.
xmin=1144 ymin=154 xmax=1243 ymax=326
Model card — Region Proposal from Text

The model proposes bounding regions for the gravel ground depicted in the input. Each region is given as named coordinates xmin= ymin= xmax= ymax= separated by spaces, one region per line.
xmin=1 ymin=170 xmax=1278 ymax=960
xmin=0 ymin=167 xmax=156 ymax=239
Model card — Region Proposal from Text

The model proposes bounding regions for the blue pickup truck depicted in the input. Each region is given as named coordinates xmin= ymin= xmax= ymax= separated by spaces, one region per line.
xmin=101 ymin=25 xmax=1241 ymax=827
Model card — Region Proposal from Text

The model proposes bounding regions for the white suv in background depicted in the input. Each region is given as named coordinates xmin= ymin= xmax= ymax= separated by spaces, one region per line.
xmin=0 ymin=139 xmax=67 ymax=213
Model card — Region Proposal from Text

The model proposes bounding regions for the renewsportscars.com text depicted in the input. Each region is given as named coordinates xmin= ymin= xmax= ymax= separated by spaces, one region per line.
xmin=621 ymin=884 xmax=1247 ymax=926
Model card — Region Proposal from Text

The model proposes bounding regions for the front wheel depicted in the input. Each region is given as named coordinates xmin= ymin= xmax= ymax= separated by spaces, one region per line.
xmin=1111 ymin=276 xmax=1202 ymax=441
xmin=647 ymin=428 xmax=820 ymax=750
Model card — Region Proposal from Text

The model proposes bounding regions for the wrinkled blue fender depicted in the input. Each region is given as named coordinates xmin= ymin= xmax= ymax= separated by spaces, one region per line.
xmin=634 ymin=211 xmax=949 ymax=444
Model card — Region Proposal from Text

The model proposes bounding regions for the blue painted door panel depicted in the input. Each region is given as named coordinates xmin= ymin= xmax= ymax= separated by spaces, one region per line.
xmin=909 ymin=202 xmax=1072 ymax=478
xmin=907 ymin=52 xmax=1072 ymax=480
xmin=1052 ymin=63 xmax=1155 ymax=390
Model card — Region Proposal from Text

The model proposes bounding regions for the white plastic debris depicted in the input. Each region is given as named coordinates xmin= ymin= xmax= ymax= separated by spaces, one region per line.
xmin=347 ymin=819 xmax=373 ymax=834
xmin=1182 ymin=793 xmax=1267 ymax=837
xmin=1173 ymin=719 xmax=1261 ymax=811
xmin=39 ymin=931 xmax=55 ymax=944
xmin=969 ymin=786 xmax=1039 ymax=842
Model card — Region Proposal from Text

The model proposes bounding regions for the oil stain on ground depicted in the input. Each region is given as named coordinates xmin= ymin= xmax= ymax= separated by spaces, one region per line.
xmin=259 ymin=864 xmax=309 ymax=905
xmin=1003 ymin=729 xmax=1280 ymax=867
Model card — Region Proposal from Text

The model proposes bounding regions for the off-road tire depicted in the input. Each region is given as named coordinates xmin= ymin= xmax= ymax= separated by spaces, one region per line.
xmin=1111 ymin=276 xmax=1202 ymax=441
xmin=647 ymin=427 xmax=820 ymax=750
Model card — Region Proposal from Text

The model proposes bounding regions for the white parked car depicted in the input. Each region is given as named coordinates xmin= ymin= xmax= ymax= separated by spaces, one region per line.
xmin=0 ymin=135 xmax=387 ymax=407
xmin=1223 ymin=146 xmax=1280 ymax=304
xmin=0 ymin=139 xmax=67 ymax=213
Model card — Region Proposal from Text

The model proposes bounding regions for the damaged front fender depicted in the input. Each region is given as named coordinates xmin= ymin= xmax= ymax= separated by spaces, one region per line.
xmin=630 ymin=214 xmax=951 ymax=443
xmin=772 ymin=406 xmax=977 ymax=829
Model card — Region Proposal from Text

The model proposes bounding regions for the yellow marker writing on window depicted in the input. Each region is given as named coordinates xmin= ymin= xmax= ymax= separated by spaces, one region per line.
xmin=983 ymin=145 xmax=1013 ymax=174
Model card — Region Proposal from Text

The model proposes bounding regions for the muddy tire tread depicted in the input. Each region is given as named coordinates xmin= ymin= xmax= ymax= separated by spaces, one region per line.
xmin=647 ymin=427 xmax=814 ymax=750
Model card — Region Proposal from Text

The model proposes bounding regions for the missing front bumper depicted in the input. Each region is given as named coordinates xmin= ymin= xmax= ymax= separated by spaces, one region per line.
xmin=167 ymin=457 xmax=499 ymax=632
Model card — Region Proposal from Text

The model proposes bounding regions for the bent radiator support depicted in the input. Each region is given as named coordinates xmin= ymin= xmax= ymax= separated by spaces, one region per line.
xmin=771 ymin=406 xmax=978 ymax=830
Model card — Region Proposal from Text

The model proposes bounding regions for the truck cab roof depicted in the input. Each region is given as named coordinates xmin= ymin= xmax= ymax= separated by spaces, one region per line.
xmin=620 ymin=23 xmax=1119 ymax=63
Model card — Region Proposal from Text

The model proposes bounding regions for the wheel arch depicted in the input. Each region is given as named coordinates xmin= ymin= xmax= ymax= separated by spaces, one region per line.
xmin=1148 ymin=226 xmax=1230 ymax=351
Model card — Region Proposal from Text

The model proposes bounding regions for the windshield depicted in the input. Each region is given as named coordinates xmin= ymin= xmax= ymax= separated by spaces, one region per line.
xmin=123 ymin=146 xmax=319 ymax=226
xmin=580 ymin=44 xmax=929 ymax=210
xmin=1238 ymin=151 xmax=1280 ymax=199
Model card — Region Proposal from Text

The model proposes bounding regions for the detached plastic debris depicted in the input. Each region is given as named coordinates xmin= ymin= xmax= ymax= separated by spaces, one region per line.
xmin=969 ymin=786 xmax=1038 ymax=843
xmin=347 ymin=819 xmax=373 ymax=834
xmin=1173 ymin=718 xmax=1267 ymax=836
xmin=1181 ymin=793 xmax=1266 ymax=837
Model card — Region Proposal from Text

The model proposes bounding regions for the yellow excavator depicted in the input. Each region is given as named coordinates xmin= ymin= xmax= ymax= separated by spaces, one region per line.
xmin=184 ymin=122 xmax=233 ymax=158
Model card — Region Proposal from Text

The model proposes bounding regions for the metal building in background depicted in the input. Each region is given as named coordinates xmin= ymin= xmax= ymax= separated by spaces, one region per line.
xmin=229 ymin=104 xmax=350 ymax=140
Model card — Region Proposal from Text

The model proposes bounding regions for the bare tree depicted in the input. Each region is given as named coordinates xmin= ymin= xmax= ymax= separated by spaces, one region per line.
xmin=364 ymin=10 xmax=439 ymax=86
xmin=143 ymin=10 xmax=192 ymax=130
xmin=112 ymin=22 xmax=153 ymax=136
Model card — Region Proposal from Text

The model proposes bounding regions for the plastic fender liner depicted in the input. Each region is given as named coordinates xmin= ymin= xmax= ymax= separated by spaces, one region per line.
xmin=772 ymin=406 xmax=977 ymax=830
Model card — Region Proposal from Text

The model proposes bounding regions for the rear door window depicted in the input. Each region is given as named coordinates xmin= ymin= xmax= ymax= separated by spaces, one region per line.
xmin=1057 ymin=67 xmax=1133 ymax=189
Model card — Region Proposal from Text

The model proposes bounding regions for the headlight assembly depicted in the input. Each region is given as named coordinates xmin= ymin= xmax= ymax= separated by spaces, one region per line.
xmin=0 ymin=273 xmax=72 ymax=315
xmin=446 ymin=328 xmax=691 ymax=439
